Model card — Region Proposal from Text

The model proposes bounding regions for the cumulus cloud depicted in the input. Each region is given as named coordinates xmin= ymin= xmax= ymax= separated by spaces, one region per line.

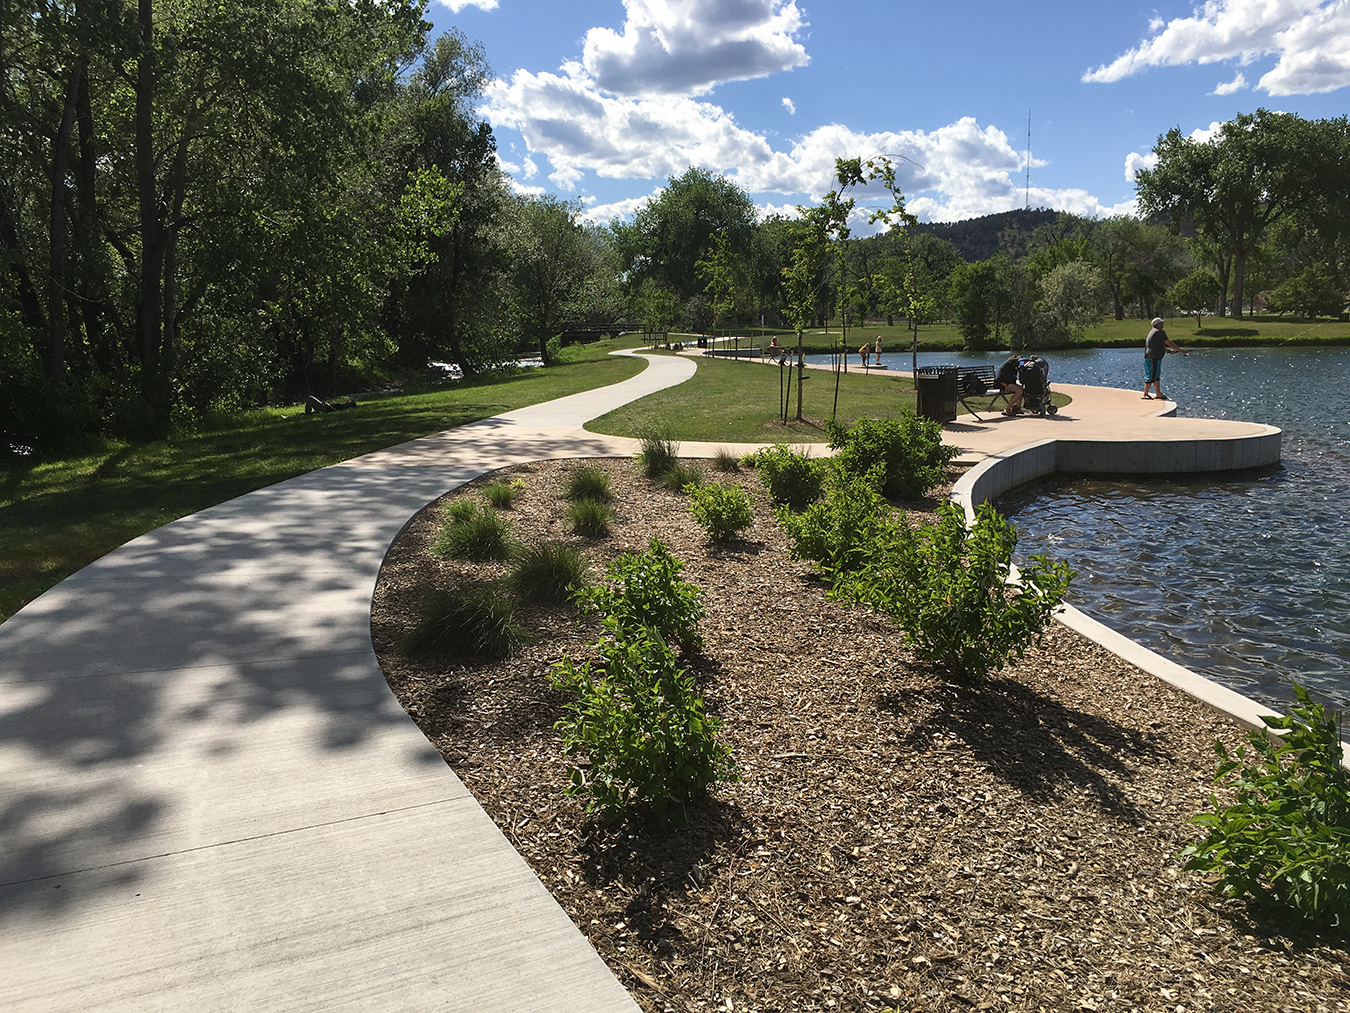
xmin=1124 ymin=150 xmax=1158 ymax=182
xmin=1083 ymin=0 xmax=1350 ymax=95
xmin=435 ymin=0 xmax=498 ymax=12
xmin=1211 ymin=71 xmax=1249 ymax=93
xmin=580 ymin=0 xmax=809 ymax=97
xmin=782 ymin=96 xmax=796 ymax=114
xmin=579 ymin=191 xmax=665 ymax=224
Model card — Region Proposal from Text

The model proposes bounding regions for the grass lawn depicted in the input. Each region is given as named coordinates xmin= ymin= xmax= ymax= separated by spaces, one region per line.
xmin=0 ymin=341 xmax=643 ymax=623
xmin=585 ymin=353 xmax=1067 ymax=442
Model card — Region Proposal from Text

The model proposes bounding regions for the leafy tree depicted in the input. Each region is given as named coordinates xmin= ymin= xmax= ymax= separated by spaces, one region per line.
xmin=1268 ymin=264 xmax=1344 ymax=319
xmin=621 ymin=167 xmax=757 ymax=303
xmin=1166 ymin=269 xmax=1223 ymax=326
xmin=1038 ymin=260 xmax=1109 ymax=343
xmin=1137 ymin=110 xmax=1348 ymax=318
xmin=695 ymin=231 xmax=739 ymax=337
xmin=510 ymin=194 xmax=593 ymax=364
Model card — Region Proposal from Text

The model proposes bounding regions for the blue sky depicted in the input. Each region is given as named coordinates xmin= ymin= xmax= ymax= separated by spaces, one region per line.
xmin=427 ymin=0 xmax=1350 ymax=228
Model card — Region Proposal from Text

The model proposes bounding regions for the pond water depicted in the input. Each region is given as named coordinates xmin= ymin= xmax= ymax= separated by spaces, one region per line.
xmin=810 ymin=345 xmax=1350 ymax=712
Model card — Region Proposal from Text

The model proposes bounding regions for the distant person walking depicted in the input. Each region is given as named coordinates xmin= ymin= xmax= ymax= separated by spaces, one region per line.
xmin=1143 ymin=317 xmax=1187 ymax=400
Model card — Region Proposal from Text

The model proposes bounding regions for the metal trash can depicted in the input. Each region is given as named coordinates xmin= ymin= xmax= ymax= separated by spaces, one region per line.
xmin=914 ymin=368 xmax=957 ymax=422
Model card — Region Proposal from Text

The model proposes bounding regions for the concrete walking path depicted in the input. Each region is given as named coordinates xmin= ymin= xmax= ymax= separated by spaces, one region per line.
xmin=0 ymin=351 xmax=697 ymax=1013
xmin=0 ymin=348 xmax=1284 ymax=1010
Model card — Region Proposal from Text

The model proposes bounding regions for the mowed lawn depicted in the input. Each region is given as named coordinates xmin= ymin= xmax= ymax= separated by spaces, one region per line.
xmin=0 ymin=346 xmax=642 ymax=623
xmin=587 ymin=353 xmax=923 ymax=442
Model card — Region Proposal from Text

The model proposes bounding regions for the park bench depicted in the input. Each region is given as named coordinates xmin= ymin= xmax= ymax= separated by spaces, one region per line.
xmin=916 ymin=365 xmax=1009 ymax=421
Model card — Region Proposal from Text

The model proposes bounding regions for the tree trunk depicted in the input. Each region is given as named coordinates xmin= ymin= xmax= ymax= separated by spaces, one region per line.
xmin=794 ymin=329 xmax=804 ymax=421
xmin=1 ymin=184 xmax=48 ymax=335
xmin=136 ymin=0 xmax=170 ymax=432
xmin=1231 ymin=245 xmax=1247 ymax=319
xmin=46 ymin=61 xmax=83 ymax=387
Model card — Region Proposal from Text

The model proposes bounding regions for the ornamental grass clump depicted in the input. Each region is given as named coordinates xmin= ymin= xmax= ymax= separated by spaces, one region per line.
xmin=573 ymin=538 xmax=704 ymax=652
xmin=399 ymin=583 xmax=525 ymax=661
xmin=660 ymin=459 xmax=704 ymax=493
xmin=687 ymin=482 xmax=754 ymax=544
xmin=566 ymin=498 xmax=613 ymax=537
xmin=433 ymin=502 xmax=516 ymax=561
xmin=510 ymin=541 xmax=590 ymax=605
xmin=483 ymin=479 xmax=524 ymax=509
xmin=827 ymin=412 xmax=959 ymax=501
xmin=636 ymin=429 xmax=680 ymax=479
xmin=563 ymin=465 xmax=612 ymax=502
xmin=834 ymin=501 xmax=1073 ymax=679
xmin=1183 ymin=684 xmax=1350 ymax=926
xmin=550 ymin=625 xmax=736 ymax=824
xmin=747 ymin=444 xmax=826 ymax=511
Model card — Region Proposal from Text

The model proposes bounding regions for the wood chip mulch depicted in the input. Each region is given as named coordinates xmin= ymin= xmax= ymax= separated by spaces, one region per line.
xmin=371 ymin=457 xmax=1349 ymax=1013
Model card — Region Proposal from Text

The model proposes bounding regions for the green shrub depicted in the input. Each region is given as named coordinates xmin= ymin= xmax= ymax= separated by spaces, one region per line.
xmin=483 ymin=478 xmax=524 ymax=509
xmin=563 ymin=465 xmax=613 ymax=502
xmin=637 ymin=429 xmax=680 ymax=478
xmin=1183 ymin=684 xmax=1350 ymax=925
xmin=660 ymin=458 xmax=704 ymax=493
xmin=511 ymin=541 xmax=590 ymax=604
xmin=687 ymin=482 xmax=755 ymax=543
xmin=399 ymin=584 xmax=525 ymax=660
xmin=827 ymin=413 xmax=959 ymax=501
xmin=434 ymin=502 xmax=517 ymax=561
xmin=551 ymin=625 xmax=735 ymax=823
xmin=566 ymin=498 xmax=613 ymax=537
xmin=574 ymin=538 xmax=705 ymax=651
xmin=837 ymin=502 xmax=1073 ymax=678
xmin=777 ymin=465 xmax=898 ymax=580
xmin=712 ymin=447 xmax=741 ymax=472
xmin=748 ymin=444 xmax=826 ymax=511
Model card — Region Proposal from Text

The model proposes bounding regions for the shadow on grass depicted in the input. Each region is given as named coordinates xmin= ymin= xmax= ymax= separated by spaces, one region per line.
xmin=882 ymin=672 xmax=1165 ymax=822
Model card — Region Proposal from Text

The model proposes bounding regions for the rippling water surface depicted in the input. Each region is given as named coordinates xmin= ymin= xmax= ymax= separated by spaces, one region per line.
xmin=815 ymin=345 xmax=1350 ymax=710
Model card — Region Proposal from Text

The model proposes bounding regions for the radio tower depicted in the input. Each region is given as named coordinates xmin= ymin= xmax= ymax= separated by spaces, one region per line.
xmin=1024 ymin=109 xmax=1031 ymax=211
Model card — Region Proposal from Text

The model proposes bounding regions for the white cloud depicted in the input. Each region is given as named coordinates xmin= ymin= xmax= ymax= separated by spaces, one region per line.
xmin=579 ymin=191 xmax=665 ymax=224
xmin=549 ymin=164 xmax=584 ymax=190
xmin=508 ymin=179 xmax=547 ymax=197
xmin=581 ymin=0 xmax=809 ymax=97
xmin=1190 ymin=120 xmax=1225 ymax=142
xmin=782 ymin=97 xmax=796 ymax=114
xmin=522 ymin=155 xmax=539 ymax=179
xmin=434 ymin=0 xmax=499 ymax=12
xmin=1124 ymin=150 xmax=1158 ymax=182
xmin=1211 ymin=70 xmax=1249 ymax=93
xmin=1083 ymin=0 xmax=1350 ymax=96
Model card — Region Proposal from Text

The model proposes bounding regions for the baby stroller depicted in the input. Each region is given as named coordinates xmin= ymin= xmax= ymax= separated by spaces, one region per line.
xmin=1016 ymin=355 xmax=1057 ymax=415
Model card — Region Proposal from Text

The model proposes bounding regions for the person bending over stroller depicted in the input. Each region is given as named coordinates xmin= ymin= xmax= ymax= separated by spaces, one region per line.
xmin=996 ymin=355 xmax=1024 ymax=415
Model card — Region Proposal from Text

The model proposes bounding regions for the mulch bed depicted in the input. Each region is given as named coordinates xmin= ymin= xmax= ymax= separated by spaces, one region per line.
xmin=371 ymin=457 xmax=1348 ymax=1013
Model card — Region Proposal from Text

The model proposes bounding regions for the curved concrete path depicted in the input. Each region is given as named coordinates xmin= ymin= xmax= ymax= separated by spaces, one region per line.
xmin=0 ymin=351 xmax=696 ymax=1013
xmin=0 ymin=349 xmax=1299 ymax=1010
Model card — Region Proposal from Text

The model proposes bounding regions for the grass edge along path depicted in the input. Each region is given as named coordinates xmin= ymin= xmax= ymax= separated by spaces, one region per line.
xmin=0 ymin=344 xmax=643 ymax=624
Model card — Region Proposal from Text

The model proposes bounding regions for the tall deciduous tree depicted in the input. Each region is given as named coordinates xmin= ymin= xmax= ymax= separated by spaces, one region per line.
xmin=1136 ymin=110 xmax=1348 ymax=319
xmin=511 ymin=194 xmax=593 ymax=364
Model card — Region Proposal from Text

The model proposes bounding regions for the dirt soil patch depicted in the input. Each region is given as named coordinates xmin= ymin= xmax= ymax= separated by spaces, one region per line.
xmin=372 ymin=457 xmax=1348 ymax=1013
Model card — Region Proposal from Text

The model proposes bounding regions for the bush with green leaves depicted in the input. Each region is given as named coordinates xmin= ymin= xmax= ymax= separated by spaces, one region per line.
xmin=837 ymin=501 xmax=1073 ymax=678
xmin=434 ymin=502 xmax=517 ymax=561
xmin=510 ymin=541 xmax=590 ymax=604
xmin=688 ymin=482 xmax=755 ymax=544
xmin=550 ymin=624 xmax=735 ymax=823
xmin=747 ymin=444 xmax=826 ymax=511
xmin=574 ymin=538 xmax=704 ymax=651
xmin=777 ymin=465 xmax=899 ymax=580
xmin=637 ymin=429 xmax=679 ymax=479
xmin=566 ymin=498 xmax=613 ymax=537
xmin=483 ymin=479 xmax=524 ymax=509
xmin=827 ymin=413 xmax=958 ymax=501
xmin=563 ymin=465 xmax=613 ymax=502
xmin=399 ymin=583 xmax=525 ymax=660
xmin=1182 ymin=685 xmax=1350 ymax=925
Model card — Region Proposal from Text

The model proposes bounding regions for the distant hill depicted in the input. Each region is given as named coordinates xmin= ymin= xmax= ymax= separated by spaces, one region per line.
xmin=912 ymin=207 xmax=1061 ymax=262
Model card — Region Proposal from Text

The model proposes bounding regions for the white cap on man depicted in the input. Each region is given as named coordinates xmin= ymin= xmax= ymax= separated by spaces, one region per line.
xmin=1152 ymin=317 xmax=1164 ymax=326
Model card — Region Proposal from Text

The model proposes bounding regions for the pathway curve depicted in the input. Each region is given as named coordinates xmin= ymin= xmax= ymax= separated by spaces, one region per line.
xmin=0 ymin=351 xmax=694 ymax=1013
xmin=0 ymin=350 xmax=1284 ymax=1010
